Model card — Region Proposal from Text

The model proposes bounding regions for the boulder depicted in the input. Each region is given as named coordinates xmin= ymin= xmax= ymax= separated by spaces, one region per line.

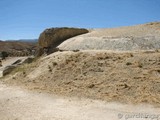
xmin=38 ymin=27 xmax=89 ymax=55
xmin=12 ymin=59 xmax=22 ymax=65
xmin=23 ymin=57 xmax=34 ymax=64
xmin=3 ymin=65 xmax=16 ymax=76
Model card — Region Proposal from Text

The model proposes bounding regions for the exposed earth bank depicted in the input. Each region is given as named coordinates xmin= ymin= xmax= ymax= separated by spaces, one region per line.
xmin=1 ymin=22 xmax=160 ymax=119
xmin=2 ymin=50 xmax=160 ymax=106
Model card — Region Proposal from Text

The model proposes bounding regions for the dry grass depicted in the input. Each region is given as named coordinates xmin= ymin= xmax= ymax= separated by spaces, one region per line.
xmin=2 ymin=50 xmax=160 ymax=106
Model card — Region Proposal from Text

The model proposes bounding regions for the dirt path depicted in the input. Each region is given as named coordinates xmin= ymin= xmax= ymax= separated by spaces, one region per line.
xmin=0 ymin=83 xmax=160 ymax=120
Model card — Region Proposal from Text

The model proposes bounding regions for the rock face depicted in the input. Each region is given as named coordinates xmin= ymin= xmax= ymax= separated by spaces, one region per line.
xmin=38 ymin=27 xmax=89 ymax=55
xmin=3 ymin=65 xmax=16 ymax=76
xmin=58 ymin=22 xmax=160 ymax=51
xmin=59 ymin=36 xmax=160 ymax=51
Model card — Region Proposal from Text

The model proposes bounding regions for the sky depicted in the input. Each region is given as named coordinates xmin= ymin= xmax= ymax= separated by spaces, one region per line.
xmin=0 ymin=0 xmax=160 ymax=40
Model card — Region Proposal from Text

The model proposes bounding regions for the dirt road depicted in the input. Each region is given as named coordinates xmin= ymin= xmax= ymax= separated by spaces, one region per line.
xmin=0 ymin=82 xmax=160 ymax=120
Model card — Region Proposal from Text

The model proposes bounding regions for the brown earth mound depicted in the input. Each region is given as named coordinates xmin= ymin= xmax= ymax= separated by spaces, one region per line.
xmin=2 ymin=50 xmax=160 ymax=106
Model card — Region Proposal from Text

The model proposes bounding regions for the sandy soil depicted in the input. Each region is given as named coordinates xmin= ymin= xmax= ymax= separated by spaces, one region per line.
xmin=0 ymin=82 xmax=160 ymax=120
xmin=87 ymin=22 xmax=160 ymax=37
xmin=2 ymin=50 xmax=160 ymax=106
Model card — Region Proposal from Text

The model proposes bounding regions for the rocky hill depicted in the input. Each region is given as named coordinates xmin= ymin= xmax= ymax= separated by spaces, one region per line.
xmin=38 ymin=27 xmax=89 ymax=55
xmin=59 ymin=22 xmax=160 ymax=51
xmin=37 ymin=23 xmax=160 ymax=55
xmin=0 ymin=40 xmax=38 ymax=56
xmin=2 ymin=22 xmax=160 ymax=106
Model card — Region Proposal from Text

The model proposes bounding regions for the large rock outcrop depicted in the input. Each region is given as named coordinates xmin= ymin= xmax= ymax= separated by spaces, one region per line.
xmin=59 ymin=22 xmax=160 ymax=51
xmin=38 ymin=27 xmax=89 ymax=55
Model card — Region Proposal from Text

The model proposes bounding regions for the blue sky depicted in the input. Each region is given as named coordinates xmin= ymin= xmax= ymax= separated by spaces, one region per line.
xmin=0 ymin=0 xmax=160 ymax=40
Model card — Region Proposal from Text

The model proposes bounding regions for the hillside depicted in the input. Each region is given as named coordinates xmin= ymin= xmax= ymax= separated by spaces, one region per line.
xmin=2 ymin=50 xmax=160 ymax=106
xmin=1 ymin=22 xmax=160 ymax=106
xmin=0 ymin=40 xmax=38 ymax=56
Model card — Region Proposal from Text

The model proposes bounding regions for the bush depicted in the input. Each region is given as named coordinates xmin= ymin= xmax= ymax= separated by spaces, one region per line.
xmin=0 ymin=51 xmax=8 ymax=59
xmin=126 ymin=62 xmax=132 ymax=66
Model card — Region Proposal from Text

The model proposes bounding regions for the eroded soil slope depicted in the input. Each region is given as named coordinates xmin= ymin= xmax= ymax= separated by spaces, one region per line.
xmin=2 ymin=50 xmax=160 ymax=106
